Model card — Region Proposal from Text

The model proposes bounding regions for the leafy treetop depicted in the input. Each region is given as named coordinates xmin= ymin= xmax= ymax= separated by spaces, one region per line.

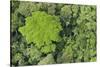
xmin=19 ymin=11 xmax=62 ymax=53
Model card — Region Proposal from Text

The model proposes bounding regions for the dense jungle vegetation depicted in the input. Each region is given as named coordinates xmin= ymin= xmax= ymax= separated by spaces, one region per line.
xmin=11 ymin=1 xmax=96 ymax=66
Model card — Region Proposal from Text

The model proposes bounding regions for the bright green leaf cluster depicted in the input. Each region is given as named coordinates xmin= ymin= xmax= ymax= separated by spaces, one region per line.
xmin=19 ymin=11 xmax=62 ymax=53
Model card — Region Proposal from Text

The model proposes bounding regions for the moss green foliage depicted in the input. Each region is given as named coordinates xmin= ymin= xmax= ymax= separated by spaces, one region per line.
xmin=17 ymin=2 xmax=41 ymax=17
xmin=38 ymin=54 xmax=55 ymax=65
xmin=11 ymin=1 xmax=96 ymax=66
xmin=26 ymin=45 xmax=42 ymax=64
xmin=19 ymin=11 xmax=62 ymax=53
xmin=57 ymin=45 xmax=73 ymax=63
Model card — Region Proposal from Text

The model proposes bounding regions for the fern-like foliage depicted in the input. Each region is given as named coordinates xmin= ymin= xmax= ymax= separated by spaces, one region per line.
xmin=19 ymin=11 xmax=62 ymax=53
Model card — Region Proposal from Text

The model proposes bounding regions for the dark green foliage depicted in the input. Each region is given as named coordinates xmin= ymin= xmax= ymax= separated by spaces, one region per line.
xmin=11 ymin=11 xmax=24 ymax=32
xmin=57 ymin=45 xmax=73 ymax=63
xmin=17 ymin=1 xmax=40 ymax=17
xmin=47 ymin=4 xmax=56 ymax=15
xmin=11 ymin=1 xmax=96 ymax=66
xmin=10 ymin=0 xmax=20 ymax=13
xmin=26 ymin=45 xmax=42 ymax=64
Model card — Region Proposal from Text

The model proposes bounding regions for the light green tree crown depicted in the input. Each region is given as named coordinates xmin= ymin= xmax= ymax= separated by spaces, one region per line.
xmin=19 ymin=11 xmax=62 ymax=53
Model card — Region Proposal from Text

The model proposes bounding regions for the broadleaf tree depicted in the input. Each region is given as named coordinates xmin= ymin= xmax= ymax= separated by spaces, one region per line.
xmin=19 ymin=11 xmax=62 ymax=54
